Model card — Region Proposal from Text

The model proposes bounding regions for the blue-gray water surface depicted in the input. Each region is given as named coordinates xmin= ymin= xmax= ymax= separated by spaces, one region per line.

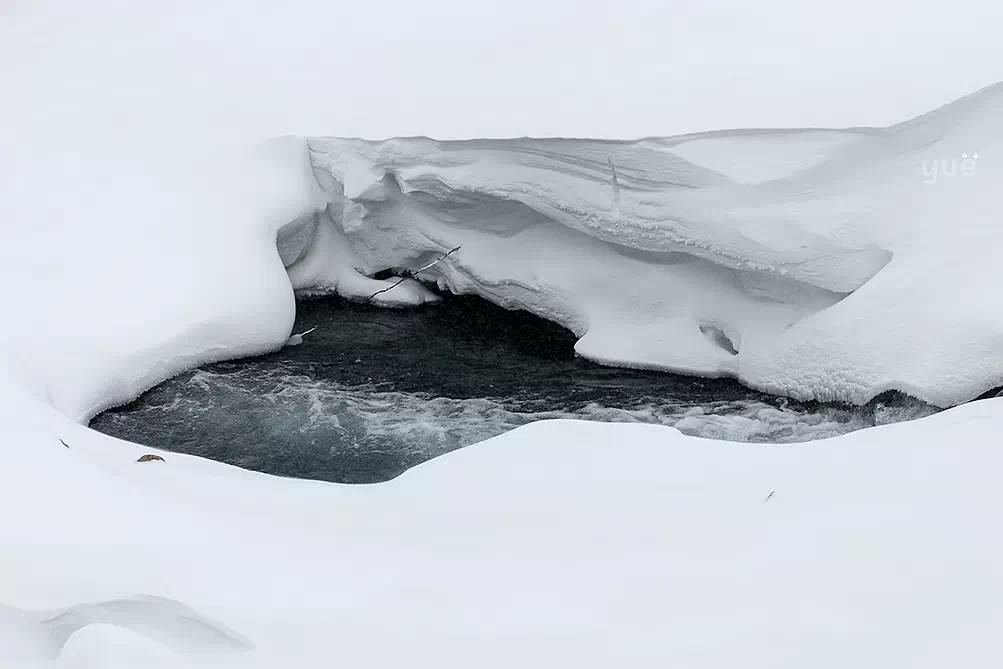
xmin=90 ymin=296 xmax=939 ymax=483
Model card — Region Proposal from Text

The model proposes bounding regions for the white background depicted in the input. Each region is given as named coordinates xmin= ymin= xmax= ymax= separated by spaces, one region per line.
xmin=6 ymin=0 xmax=1002 ymax=139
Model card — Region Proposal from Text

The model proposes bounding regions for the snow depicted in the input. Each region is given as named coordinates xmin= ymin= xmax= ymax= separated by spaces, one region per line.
xmin=283 ymin=207 xmax=441 ymax=306
xmin=4 ymin=1 xmax=1003 ymax=666
xmin=663 ymin=129 xmax=875 ymax=185
xmin=58 ymin=625 xmax=179 ymax=669
xmin=3 ymin=401 xmax=1003 ymax=667
xmin=308 ymin=85 xmax=1003 ymax=406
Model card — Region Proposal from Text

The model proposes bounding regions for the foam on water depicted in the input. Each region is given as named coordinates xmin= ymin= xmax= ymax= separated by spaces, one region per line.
xmin=90 ymin=296 xmax=939 ymax=483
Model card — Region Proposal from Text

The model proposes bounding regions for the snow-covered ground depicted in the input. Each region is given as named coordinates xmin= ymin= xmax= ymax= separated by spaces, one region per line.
xmin=4 ymin=2 xmax=1003 ymax=666
xmin=4 ymin=395 xmax=1003 ymax=668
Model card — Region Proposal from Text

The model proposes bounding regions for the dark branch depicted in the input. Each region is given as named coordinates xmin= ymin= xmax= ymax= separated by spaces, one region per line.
xmin=366 ymin=276 xmax=409 ymax=303
xmin=366 ymin=246 xmax=461 ymax=303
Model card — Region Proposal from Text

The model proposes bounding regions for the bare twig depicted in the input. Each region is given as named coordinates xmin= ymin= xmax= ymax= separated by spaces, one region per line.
xmin=367 ymin=277 xmax=410 ymax=303
xmin=284 ymin=326 xmax=317 ymax=347
xmin=295 ymin=326 xmax=317 ymax=338
xmin=366 ymin=246 xmax=461 ymax=303
xmin=59 ymin=438 xmax=70 ymax=449
xmin=764 ymin=490 xmax=776 ymax=502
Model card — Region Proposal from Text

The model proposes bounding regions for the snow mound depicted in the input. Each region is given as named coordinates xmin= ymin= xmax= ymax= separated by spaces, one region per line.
xmin=5 ymin=398 xmax=1003 ymax=668
xmin=306 ymin=84 xmax=1003 ymax=406
xmin=58 ymin=625 xmax=179 ymax=669
xmin=42 ymin=595 xmax=252 ymax=657
xmin=0 ymin=596 xmax=248 ymax=668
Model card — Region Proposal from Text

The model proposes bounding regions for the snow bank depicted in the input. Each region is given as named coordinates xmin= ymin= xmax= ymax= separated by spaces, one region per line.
xmin=4 ymin=3 xmax=1003 ymax=664
xmin=307 ymin=85 xmax=1003 ymax=406
xmin=4 ymin=399 xmax=1003 ymax=667
xmin=0 ymin=130 xmax=325 ymax=422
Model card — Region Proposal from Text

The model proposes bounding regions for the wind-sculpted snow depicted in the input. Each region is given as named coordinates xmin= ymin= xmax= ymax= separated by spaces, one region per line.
xmin=5 ymin=10 xmax=1003 ymax=659
xmin=305 ymin=84 xmax=1003 ymax=406
xmin=7 ymin=1 xmax=1003 ymax=664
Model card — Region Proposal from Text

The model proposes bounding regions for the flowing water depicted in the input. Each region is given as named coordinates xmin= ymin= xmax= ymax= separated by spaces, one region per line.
xmin=90 ymin=295 xmax=939 ymax=483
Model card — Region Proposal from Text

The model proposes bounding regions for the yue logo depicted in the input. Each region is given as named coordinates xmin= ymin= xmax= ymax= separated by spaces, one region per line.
xmin=923 ymin=153 xmax=979 ymax=184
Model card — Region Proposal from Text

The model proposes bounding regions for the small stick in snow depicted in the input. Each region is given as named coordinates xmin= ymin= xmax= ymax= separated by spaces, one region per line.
xmin=284 ymin=326 xmax=317 ymax=347
xmin=366 ymin=246 xmax=461 ymax=303
xmin=59 ymin=438 xmax=70 ymax=449
xmin=764 ymin=490 xmax=776 ymax=502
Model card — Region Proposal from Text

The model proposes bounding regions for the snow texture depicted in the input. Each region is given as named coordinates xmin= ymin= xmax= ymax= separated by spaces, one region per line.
xmin=305 ymin=86 xmax=1003 ymax=407
xmin=4 ymin=2 xmax=1003 ymax=664
xmin=3 ymin=402 xmax=1003 ymax=668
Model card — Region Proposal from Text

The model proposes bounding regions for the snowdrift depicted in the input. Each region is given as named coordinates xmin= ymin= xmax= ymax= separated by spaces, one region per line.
xmin=301 ymin=84 xmax=1003 ymax=407
xmin=4 ymin=7 xmax=1003 ymax=659
xmin=4 ymin=401 xmax=1003 ymax=668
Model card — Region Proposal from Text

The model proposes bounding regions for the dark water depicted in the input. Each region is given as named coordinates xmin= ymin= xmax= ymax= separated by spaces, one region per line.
xmin=90 ymin=296 xmax=938 ymax=483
